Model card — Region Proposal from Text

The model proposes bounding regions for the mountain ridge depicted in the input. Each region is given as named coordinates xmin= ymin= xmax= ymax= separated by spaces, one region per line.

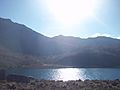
xmin=0 ymin=17 xmax=120 ymax=68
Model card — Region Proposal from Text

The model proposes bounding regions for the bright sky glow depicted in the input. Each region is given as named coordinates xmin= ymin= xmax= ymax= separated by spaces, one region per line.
xmin=0 ymin=0 xmax=120 ymax=38
xmin=44 ymin=0 xmax=98 ymax=27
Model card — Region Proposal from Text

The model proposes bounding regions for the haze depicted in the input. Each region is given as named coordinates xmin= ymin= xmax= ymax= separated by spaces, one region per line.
xmin=0 ymin=0 xmax=120 ymax=38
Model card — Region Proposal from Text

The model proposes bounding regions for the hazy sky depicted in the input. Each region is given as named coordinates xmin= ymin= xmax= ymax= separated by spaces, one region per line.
xmin=0 ymin=0 xmax=120 ymax=38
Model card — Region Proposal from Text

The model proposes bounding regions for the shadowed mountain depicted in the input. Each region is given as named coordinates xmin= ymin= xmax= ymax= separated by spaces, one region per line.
xmin=0 ymin=18 xmax=64 ymax=56
xmin=0 ymin=17 xmax=120 ymax=68
xmin=52 ymin=36 xmax=120 ymax=67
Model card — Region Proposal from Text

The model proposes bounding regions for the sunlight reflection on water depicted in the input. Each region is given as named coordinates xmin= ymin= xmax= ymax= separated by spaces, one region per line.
xmin=54 ymin=68 xmax=86 ymax=81
xmin=7 ymin=68 xmax=120 ymax=81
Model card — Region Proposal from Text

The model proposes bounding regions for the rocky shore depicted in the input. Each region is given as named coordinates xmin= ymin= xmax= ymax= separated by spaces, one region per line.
xmin=0 ymin=79 xmax=120 ymax=90
xmin=0 ymin=69 xmax=120 ymax=90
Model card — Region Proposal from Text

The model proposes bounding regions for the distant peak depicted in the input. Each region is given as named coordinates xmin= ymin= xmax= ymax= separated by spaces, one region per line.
xmin=96 ymin=36 xmax=110 ymax=38
xmin=52 ymin=35 xmax=81 ymax=41
xmin=87 ymin=36 xmax=112 ymax=39
xmin=53 ymin=35 xmax=65 ymax=38
xmin=53 ymin=35 xmax=80 ymax=38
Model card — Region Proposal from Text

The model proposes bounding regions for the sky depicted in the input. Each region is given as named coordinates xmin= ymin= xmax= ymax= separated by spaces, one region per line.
xmin=0 ymin=0 xmax=120 ymax=38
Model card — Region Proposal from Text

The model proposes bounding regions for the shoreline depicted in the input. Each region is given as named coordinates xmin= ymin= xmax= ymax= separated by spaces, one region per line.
xmin=1 ymin=69 xmax=120 ymax=89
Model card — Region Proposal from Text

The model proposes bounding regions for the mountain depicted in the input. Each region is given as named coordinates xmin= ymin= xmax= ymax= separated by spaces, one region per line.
xmin=0 ymin=18 xmax=65 ymax=56
xmin=52 ymin=36 xmax=120 ymax=67
xmin=0 ymin=17 xmax=120 ymax=68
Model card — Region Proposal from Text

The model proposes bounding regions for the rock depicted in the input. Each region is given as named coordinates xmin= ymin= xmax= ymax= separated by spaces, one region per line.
xmin=7 ymin=74 xmax=30 ymax=83
xmin=7 ymin=83 xmax=16 ymax=90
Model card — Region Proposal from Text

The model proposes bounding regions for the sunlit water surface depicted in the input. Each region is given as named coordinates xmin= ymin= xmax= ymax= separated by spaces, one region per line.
xmin=6 ymin=68 xmax=120 ymax=81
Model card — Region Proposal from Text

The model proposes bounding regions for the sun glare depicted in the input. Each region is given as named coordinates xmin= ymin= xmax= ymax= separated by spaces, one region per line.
xmin=44 ymin=0 xmax=98 ymax=27
xmin=57 ymin=68 xmax=85 ymax=81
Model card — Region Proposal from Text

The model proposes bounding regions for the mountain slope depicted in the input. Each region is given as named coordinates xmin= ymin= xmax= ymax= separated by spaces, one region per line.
xmin=0 ymin=17 xmax=120 ymax=68
xmin=52 ymin=36 xmax=120 ymax=67
xmin=0 ymin=18 xmax=64 ymax=56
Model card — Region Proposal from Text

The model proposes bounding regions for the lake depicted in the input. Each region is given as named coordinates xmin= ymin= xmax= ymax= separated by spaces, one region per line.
xmin=6 ymin=68 xmax=120 ymax=81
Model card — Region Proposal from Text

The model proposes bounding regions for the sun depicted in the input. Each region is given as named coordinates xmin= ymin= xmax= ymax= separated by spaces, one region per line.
xmin=44 ymin=0 xmax=98 ymax=27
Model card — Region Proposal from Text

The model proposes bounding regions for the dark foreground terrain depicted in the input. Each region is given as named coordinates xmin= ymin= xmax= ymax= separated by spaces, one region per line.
xmin=0 ymin=79 xmax=120 ymax=90
xmin=0 ymin=69 xmax=120 ymax=90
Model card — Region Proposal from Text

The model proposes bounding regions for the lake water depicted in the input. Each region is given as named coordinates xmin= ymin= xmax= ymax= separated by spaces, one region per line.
xmin=6 ymin=68 xmax=120 ymax=81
